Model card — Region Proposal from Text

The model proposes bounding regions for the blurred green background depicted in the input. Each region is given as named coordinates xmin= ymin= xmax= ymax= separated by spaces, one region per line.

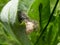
xmin=0 ymin=0 xmax=60 ymax=45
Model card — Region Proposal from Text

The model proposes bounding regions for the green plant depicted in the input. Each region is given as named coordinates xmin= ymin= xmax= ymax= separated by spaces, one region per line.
xmin=0 ymin=0 xmax=60 ymax=45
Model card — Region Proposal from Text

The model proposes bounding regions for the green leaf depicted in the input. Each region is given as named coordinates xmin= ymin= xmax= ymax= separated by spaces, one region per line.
xmin=18 ymin=0 xmax=34 ymax=12
xmin=28 ymin=0 xmax=50 ymax=28
xmin=47 ymin=16 xmax=59 ymax=45
xmin=27 ymin=0 xmax=50 ymax=44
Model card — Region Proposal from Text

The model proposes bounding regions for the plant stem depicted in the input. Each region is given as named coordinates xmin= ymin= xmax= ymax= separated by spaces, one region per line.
xmin=34 ymin=0 xmax=59 ymax=45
